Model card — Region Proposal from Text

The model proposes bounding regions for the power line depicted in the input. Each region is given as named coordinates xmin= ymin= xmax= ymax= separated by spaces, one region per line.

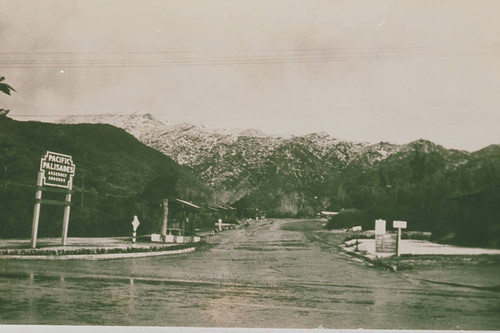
xmin=1 ymin=45 xmax=496 ymax=69
xmin=0 ymin=44 xmax=498 ymax=55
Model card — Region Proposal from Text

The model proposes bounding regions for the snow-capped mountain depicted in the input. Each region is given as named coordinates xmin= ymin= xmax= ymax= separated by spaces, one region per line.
xmin=60 ymin=112 xmax=403 ymax=168
xmin=59 ymin=113 xmax=470 ymax=207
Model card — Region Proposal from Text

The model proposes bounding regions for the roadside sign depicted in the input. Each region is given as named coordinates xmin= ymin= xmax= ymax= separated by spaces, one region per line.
xmin=31 ymin=151 xmax=75 ymax=248
xmin=352 ymin=226 xmax=362 ymax=232
xmin=393 ymin=220 xmax=407 ymax=229
xmin=40 ymin=151 xmax=75 ymax=189
xmin=375 ymin=219 xmax=386 ymax=235
xmin=131 ymin=216 xmax=140 ymax=246
xmin=132 ymin=216 xmax=141 ymax=231
xmin=376 ymin=233 xmax=397 ymax=253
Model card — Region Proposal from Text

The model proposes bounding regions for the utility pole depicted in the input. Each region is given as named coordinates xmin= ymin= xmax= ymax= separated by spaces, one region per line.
xmin=161 ymin=199 xmax=169 ymax=241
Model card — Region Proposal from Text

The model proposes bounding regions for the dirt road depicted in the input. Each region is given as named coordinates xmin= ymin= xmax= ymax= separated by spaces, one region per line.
xmin=0 ymin=219 xmax=498 ymax=329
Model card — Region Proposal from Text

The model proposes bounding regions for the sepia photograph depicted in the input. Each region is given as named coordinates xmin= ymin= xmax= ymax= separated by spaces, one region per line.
xmin=0 ymin=0 xmax=499 ymax=332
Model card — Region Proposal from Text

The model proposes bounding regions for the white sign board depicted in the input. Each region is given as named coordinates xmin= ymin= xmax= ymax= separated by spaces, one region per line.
xmin=40 ymin=151 xmax=75 ymax=189
xmin=131 ymin=216 xmax=141 ymax=231
xmin=393 ymin=220 xmax=407 ymax=229
xmin=352 ymin=226 xmax=362 ymax=232
xmin=375 ymin=219 xmax=386 ymax=235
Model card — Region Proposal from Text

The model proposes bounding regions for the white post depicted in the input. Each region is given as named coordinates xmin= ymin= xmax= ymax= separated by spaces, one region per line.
xmin=31 ymin=171 xmax=43 ymax=248
xmin=61 ymin=180 xmax=73 ymax=246
xmin=396 ymin=227 xmax=402 ymax=257
xmin=392 ymin=220 xmax=407 ymax=257
xmin=132 ymin=216 xmax=140 ymax=247
xmin=374 ymin=219 xmax=386 ymax=254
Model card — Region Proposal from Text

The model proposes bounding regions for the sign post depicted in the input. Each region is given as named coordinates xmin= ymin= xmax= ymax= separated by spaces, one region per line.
xmin=31 ymin=151 xmax=75 ymax=248
xmin=61 ymin=180 xmax=73 ymax=246
xmin=352 ymin=226 xmax=362 ymax=251
xmin=131 ymin=216 xmax=140 ymax=247
xmin=393 ymin=220 xmax=407 ymax=257
xmin=31 ymin=172 xmax=43 ymax=248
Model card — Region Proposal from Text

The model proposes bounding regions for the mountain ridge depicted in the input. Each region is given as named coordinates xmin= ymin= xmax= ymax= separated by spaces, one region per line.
xmin=59 ymin=113 xmax=474 ymax=206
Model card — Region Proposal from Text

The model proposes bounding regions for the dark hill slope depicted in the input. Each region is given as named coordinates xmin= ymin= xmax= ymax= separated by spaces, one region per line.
xmin=0 ymin=117 xmax=210 ymax=238
xmin=323 ymin=143 xmax=500 ymax=247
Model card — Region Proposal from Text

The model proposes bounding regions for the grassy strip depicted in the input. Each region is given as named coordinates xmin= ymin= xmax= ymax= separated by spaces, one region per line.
xmin=0 ymin=242 xmax=204 ymax=256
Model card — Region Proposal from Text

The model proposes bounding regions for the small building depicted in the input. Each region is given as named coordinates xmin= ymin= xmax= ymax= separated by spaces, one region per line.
xmin=167 ymin=198 xmax=202 ymax=236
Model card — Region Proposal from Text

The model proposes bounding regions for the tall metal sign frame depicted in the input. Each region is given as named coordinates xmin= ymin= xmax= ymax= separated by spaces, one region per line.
xmin=31 ymin=151 xmax=76 ymax=248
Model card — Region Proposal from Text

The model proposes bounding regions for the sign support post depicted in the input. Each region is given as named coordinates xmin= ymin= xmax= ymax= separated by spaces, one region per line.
xmin=132 ymin=216 xmax=140 ymax=247
xmin=31 ymin=171 xmax=43 ymax=248
xmin=61 ymin=180 xmax=73 ymax=246
xmin=397 ymin=227 xmax=401 ymax=257
xmin=352 ymin=226 xmax=362 ymax=252
xmin=393 ymin=220 xmax=407 ymax=257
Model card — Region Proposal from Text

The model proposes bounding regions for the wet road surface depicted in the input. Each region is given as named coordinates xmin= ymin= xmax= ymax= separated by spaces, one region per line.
xmin=0 ymin=219 xmax=499 ymax=329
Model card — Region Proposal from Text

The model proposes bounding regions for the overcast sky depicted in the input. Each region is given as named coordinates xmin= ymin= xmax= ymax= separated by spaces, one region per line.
xmin=1 ymin=0 xmax=499 ymax=151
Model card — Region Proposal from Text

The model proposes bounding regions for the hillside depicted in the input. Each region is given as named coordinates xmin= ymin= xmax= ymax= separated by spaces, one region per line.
xmin=59 ymin=113 xmax=500 ymax=247
xmin=60 ymin=113 xmax=405 ymax=203
xmin=59 ymin=114 xmax=470 ymax=209
xmin=0 ymin=117 xmax=210 ymax=238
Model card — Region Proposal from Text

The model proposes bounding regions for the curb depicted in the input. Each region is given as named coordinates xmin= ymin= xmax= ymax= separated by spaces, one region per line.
xmin=0 ymin=246 xmax=196 ymax=260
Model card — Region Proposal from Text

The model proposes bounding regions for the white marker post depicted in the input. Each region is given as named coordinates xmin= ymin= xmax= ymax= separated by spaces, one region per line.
xmin=131 ymin=216 xmax=140 ymax=247
xmin=393 ymin=220 xmax=407 ymax=257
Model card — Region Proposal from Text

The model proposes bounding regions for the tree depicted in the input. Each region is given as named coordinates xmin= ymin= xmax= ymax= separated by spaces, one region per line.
xmin=0 ymin=76 xmax=16 ymax=117
xmin=0 ymin=76 xmax=15 ymax=96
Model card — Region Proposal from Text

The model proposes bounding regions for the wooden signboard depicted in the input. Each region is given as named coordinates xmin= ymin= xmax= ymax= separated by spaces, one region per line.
xmin=375 ymin=232 xmax=397 ymax=253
